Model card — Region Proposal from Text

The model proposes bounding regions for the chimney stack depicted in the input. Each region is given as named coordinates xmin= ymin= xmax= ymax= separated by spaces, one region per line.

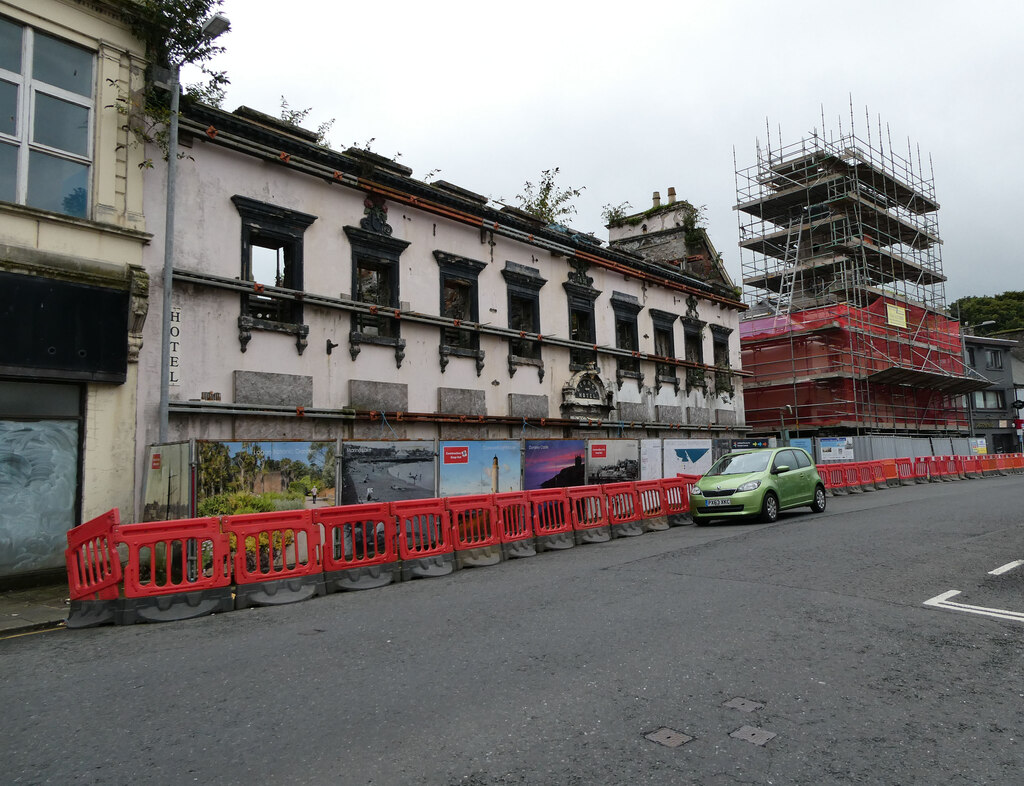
xmin=652 ymin=191 xmax=661 ymax=208
xmin=667 ymin=187 xmax=676 ymax=204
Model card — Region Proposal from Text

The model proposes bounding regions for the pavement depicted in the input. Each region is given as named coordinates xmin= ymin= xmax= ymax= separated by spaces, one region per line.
xmin=0 ymin=581 xmax=69 ymax=637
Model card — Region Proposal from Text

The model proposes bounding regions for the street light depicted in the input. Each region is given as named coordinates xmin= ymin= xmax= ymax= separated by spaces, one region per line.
xmin=779 ymin=404 xmax=792 ymax=444
xmin=158 ymin=13 xmax=230 ymax=443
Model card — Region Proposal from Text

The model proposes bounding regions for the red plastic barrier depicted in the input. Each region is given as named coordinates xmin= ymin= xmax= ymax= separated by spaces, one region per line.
xmin=391 ymin=498 xmax=455 ymax=578
xmin=819 ymin=463 xmax=847 ymax=493
xmin=635 ymin=480 xmax=667 ymax=518
xmin=880 ymin=459 xmax=898 ymax=486
xmin=844 ymin=463 xmax=862 ymax=491
xmin=855 ymin=462 xmax=876 ymax=491
xmin=446 ymin=494 xmax=502 ymax=567
xmin=116 ymin=517 xmax=230 ymax=598
xmin=661 ymin=476 xmax=693 ymax=516
xmin=493 ymin=491 xmax=533 ymax=544
xmin=493 ymin=491 xmax=536 ymax=558
xmin=603 ymin=482 xmax=641 ymax=524
xmin=913 ymin=458 xmax=930 ymax=482
xmin=221 ymin=509 xmax=323 ymax=595
xmin=65 ymin=509 xmax=122 ymax=602
xmin=869 ymin=461 xmax=887 ymax=489
xmin=894 ymin=458 xmax=914 ymax=484
xmin=997 ymin=455 xmax=1010 ymax=473
xmin=392 ymin=498 xmax=453 ymax=560
xmin=566 ymin=485 xmax=609 ymax=532
xmin=527 ymin=488 xmax=572 ymax=536
xmin=316 ymin=503 xmax=397 ymax=572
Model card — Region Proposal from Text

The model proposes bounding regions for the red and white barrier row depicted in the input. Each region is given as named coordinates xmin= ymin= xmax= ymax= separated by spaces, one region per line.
xmin=816 ymin=453 xmax=1024 ymax=494
xmin=64 ymin=475 xmax=703 ymax=628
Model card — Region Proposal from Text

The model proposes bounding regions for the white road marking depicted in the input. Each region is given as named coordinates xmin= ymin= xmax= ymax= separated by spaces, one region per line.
xmin=988 ymin=560 xmax=1024 ymax=576
xmin=923 ymin=590 xmax=1024 ymax=623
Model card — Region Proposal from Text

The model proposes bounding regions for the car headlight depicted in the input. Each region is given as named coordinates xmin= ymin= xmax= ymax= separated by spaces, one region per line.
xmin=690 ymin=487 xmax=703 ymax=496
xmin=736 ymin=480 xmax=761 ymax=492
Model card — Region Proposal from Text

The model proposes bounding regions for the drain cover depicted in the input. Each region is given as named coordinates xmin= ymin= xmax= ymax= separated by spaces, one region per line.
xmin=730 ymin=725 xmax=776 ymax=746
xmin=645 ymin=727 xmax=694 ymax=748
xmin=724 ymin=697 xmax=764 ymax=713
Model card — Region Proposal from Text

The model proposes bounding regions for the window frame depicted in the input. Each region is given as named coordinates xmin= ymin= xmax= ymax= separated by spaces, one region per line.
xmin=610 ymin=291 xmax=643 ymax=388
xmin=0 ymin=19 xmax=95 ymax=218
xmin=232 ymin=196 xmax=317 ymax=353
xmin=682 ymin=317 xmax=707 ymax=393
xmin=973 ymin=389 xmax=1006 ymax=410
xmin=434 ymin=251 xmax=486 ymax=374
xmin=344 ymin=225 xmax=411 ymax=366
xmin=985 ymin=348 xmax=1003 ymax=370
xmin=502 ymin=262 xmax=547 ymax=379
xmin=710 ymin=324 xmax=734 ymax=398
xmin=650 ymin=309 xmax=678 ymax=391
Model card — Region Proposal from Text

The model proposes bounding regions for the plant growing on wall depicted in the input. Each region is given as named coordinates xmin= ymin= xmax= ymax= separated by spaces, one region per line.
xmin=515 ymin=167 xmax=585 ymax=225
xmin=601 ymin=201 xmax=632 ymax=225
xmin=279 ymin=96 xmax=335 ymax=147
xmin=113 ymin=0 xmax=230 ymax=165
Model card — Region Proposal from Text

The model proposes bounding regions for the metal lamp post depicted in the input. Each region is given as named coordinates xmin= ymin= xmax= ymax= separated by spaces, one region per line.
xmin=158 ymin=13 xmax=230 ymax=443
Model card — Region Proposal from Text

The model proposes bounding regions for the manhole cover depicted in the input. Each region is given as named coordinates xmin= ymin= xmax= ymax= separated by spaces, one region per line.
xmin=724 ymin=697 xmax=764 ymax=713
xmin=730 ymin=725 xmax=776 ymax=746
xmin=645 ymin=727 xmax=694 ymax=748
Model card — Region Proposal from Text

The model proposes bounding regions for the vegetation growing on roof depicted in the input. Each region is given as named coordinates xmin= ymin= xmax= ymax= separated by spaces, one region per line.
xmin=515 ymin=167 xmax=585 ymax=224
xmin=279 ymin=96 xmax=335 ymax=147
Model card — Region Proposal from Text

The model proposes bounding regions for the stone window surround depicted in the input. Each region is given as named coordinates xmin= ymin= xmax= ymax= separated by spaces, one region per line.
xmin=345 ymin=225 xmax=410 ymax=368
xmin=434 ymin=250 xmax=486 ymax=375
xmin=502 ymin=261 xmax=547 ymax=381
xmin=232 ymin=195 xmax=317 ymax=355
xmin=610 ymin=291 xmax=643 ymax=389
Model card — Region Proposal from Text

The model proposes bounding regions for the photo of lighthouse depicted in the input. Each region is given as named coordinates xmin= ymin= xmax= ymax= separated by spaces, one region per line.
xmin=438 ymin=440 xmax=522 ymax=497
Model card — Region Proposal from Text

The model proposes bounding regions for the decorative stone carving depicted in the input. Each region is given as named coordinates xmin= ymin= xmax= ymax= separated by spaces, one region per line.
xmin=561 ymin=370 xmax=614 ymax=420
xmin=360 ymin=194 xmax=392 ymax=236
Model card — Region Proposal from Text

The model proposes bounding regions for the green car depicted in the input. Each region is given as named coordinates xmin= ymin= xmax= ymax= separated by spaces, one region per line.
xmin=689 ymin=447 xmax=827 ymax=525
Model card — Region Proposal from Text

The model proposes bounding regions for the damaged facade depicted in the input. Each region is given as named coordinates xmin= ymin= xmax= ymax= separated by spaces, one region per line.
xmin=133 ymin=102 xmax=748 ymax=515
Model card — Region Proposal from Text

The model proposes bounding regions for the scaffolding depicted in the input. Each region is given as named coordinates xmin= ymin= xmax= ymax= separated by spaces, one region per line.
xmin=735 ymin=111 xmax=988 ymax=436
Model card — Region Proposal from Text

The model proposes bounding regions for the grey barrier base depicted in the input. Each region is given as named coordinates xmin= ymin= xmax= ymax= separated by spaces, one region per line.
xmin=455 ymin=544 xmax=502 ymax=570
xmin=667 ymin=513 xmax=689 ymax=526
xmin=642 ymin=515 xmax=670 ymax=532
xmin=574 ymin=526 xmax=611 ymax=545
xmin=536 ymin=532 xmax=575 ymax=552
xmin=611 ymin=521 xmax=644 ymax=538
xmin=117 ymin=586 xmax=234 ymax=625
xmin=66 ymin=599 xmax=118 ymax=629
xmin=501 ymin=538 xmax=537 ymax=559
xmin=323 ymin=562 xmax=399 ymax=592
xmin=234 ymin=574 xmax=326 ymax=610
xmin=401 ymin=553 xmax=455 ymax=581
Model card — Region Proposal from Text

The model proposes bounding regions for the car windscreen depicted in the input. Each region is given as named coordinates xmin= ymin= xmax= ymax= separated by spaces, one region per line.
xmin=708 ymin=452 xmax=771 ymax=475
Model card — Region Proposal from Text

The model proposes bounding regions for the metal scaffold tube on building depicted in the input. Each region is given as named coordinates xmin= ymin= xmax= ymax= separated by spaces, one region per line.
xmin=734 ymin=111 xmax=989 ymax=436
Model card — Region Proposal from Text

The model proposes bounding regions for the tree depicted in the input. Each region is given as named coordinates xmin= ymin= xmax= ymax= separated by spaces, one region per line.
xmin=950 ymin=292 xmax=1024 ymax=334
xmin=126 ymin=0 xmax=230 ymax=104
xmin=515 ymin=168 xmax=584 ymax=225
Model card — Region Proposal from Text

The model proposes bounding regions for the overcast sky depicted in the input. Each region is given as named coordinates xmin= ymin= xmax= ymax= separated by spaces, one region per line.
xmin=189 ymin=0 xmax=1024 ymax=303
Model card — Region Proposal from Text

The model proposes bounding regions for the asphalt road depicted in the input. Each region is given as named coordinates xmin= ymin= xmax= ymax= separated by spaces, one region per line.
xmin=4 ymin=476 xmax=1024 ymax=785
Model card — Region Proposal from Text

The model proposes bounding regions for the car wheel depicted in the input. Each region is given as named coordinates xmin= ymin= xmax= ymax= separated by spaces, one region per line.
xmin=760 ymin=492 xmax=779 ymax=524
xmin=691 ymin=513 xmax=706 ymax=527
xmin=810 ymin=485 xmax=827 ymax=513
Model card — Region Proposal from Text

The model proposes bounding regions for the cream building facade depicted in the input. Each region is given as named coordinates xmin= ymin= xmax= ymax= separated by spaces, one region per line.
xmin=0 ymin=0 xmax=149 ymax=583
xmin=134 ymin=101 xmax=748 ymax=513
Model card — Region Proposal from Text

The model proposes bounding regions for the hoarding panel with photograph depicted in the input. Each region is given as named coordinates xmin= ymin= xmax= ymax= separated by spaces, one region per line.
xmin=523 ymin=440 xmax=586 ymax=490
xmin=439 ymin=440 xmax=522 ymax=496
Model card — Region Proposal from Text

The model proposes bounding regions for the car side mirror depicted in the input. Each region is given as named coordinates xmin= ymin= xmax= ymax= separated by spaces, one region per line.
xmin=773 ymin=464 xmax=791 ymax=474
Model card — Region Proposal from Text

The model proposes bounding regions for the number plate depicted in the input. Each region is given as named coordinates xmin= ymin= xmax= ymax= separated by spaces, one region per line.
xmin=705 ymin=498 xmax=732 ymax=507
